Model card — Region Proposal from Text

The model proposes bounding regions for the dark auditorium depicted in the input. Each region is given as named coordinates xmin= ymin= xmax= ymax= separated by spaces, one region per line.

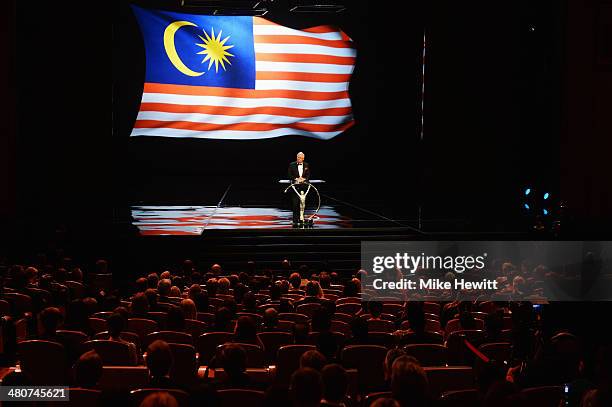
xmin=0 ymin=1 xmax=611 ymax=407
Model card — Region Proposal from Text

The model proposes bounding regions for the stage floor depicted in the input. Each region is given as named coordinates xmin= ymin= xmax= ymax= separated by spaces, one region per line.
xmin=124 ymin=179 xmax=417 ymax=236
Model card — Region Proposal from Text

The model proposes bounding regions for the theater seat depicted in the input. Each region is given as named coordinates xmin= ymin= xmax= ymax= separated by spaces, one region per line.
xmin=18 ymin=340 xmax=67 ymax=385
xmin=46 ymin=388 xmax=102 ymax=407
xmin=362 ymin=391 xmax=392 ymax=407
xmin=341 ymin=345 xmax=388 ymax=393
xmin=276 ymin=344 xmax=316 ymax=385
xmin=439 ymin=389 xmax=480 ymax=406
xmin=144 ymin=331 xmax=193 ymax=348
xmin=403 ymin=344 xmax=447 ymax=366
xmin=217 ymin=389 xmax=265 ymax=407
xmin=258 ymin=332 xmax=293 ymax=363
xmin=478 ymin=342 xmax=512 ymax=363
xmin=88 ymin=317 xmax=107 ymax=334
xmin=168 ymin=343 xmax=198 ymax=386
xmin=83 ymin=339 xmax=137 ymax=366
xmin=130 ymin=388 xmax=190 ymax=407
xmin=197 ymin=332 xmax=232 ymax=365
xmin=93 ymin=331 xmax=141 ymax=353
xmin=126 ymin=318 xmax=158 ymax=342
xmin=424 ymin=366 xmax=474 ymax=399
xmin=296 ymin=303 xmax=322 ymax=318
xmin=98 ymin=366 xmax=149 ymax=392
xmin=278 ymin=312 xmax=309 ymax=325
xmin=367 ymin=319 xmax=395 ymax=333
xmin=335 ymin=303 xmax=361 ymax=315
xmin=184 ymin=318 xmax=207 ymax=339
xmin=217 ymin=343 xmax=265 ymax=367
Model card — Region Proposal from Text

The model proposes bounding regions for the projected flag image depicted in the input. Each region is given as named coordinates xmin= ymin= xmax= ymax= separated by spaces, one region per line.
xmin=130 ymin=6 xmax=356 ymax=140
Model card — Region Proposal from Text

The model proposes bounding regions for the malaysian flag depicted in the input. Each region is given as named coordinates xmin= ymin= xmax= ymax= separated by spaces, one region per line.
xmin=130 ymin=6 xmax=356 ymax=140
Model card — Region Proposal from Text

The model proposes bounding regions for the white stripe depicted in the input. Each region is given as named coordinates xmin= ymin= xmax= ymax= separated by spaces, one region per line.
xmin=255 ymin=80 xmax=348 ymax=92
xmin=130 ymin=127 xmax=348 ymax=140
xmin=254 ymin=43 xmax=356 ymax=58
xmin=141 ymin=92 xmax=351 ymax=109
xmin=255 ymin=61 xmax=353 ymax=74
xmin=136 ymin=111 xmax=353 ymax=125
xmin=253 ymin=24 xmax=345 ymax=41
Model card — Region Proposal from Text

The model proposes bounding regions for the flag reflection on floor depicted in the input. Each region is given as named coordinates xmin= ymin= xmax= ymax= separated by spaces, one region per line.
xmin=131 ymin=205 xmax=351 ymax=235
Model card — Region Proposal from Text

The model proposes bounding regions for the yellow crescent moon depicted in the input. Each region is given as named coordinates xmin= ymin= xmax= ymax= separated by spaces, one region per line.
xmin=163 ymin=21 xmax=204 ymax=77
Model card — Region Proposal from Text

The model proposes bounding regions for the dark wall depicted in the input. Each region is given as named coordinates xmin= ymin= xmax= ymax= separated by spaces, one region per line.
xmin=561 ymin=0 xmax=612 ymax=225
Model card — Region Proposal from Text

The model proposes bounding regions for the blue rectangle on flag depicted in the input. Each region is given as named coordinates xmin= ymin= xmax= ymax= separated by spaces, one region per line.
xmin=131 ymin=5 xmax=256 ymax=89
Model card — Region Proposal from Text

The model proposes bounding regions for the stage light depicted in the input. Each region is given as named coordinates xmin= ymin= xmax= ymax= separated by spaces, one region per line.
xmin=543 ymin=192 xmax=549 ymax=200
xmin=181 ymin=0 xmax=270 ymax=15
xmin=524 ymin=203 xmax=530 ymax=210
xmin=543 ymin=209 xmax=548 ymax=215
xmin=524 ymin=188 xmax=531 ymax=196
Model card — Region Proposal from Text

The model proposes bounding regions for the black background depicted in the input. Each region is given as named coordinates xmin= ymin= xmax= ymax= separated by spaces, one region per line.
xmin=11 ymin=0 xmax=564 ymax=234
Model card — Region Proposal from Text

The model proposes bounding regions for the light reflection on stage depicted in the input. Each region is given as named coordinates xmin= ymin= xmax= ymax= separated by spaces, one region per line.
xmin=131 ymin=205 xmax=352 ymax=235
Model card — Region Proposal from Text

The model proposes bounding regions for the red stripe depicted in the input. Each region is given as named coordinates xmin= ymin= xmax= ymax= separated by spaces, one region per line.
xmin=254 ymin=35 xmax=352 ymax=49
xmin=143 ymin=83 xmax=348 ymax=101
xmin=255 ymin=53 xmax=355 ymax=65
xmin=256 ymin=71 xmax=350 ymax=83
xmin=134 ymin=119 xmax=355 ymax=133
xmin=139 ymin=103 xmax=352 ymax=118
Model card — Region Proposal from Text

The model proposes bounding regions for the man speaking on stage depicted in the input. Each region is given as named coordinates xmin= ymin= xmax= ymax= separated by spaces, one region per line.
xmin=288 ymin=152 xmax=311 ymax=226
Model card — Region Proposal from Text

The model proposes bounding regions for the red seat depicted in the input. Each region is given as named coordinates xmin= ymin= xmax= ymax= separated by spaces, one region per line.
xmin=335 ymin=303 xmax=362 ymax=314
xmin=278 ymin=312 xmax=309 ymax=324
xmin=197 ymin=332 xmax=232 ymax=365
xmin=331 ymin=312 xmax=353 ymax=324
xmin=197 ymin=312 xmax=216 ymax=324
xmin=217 ymin=343 xmax=265 ymax=367
xmin=424 ymin=366 xmax=475 ymax=399
xmin=98 ymin=366 xmax=148 ymax=392
xmin=366 ymin=332 xmax=396 ymax=348
xmin=335 ymin=297 xmax=361 ymax=305
xmin=0 ymin=299 xmax=10 ymax=316
xmin=126 ymin=318 xmax=158 ymax=343
xmin=144 ymin=330 xmax=193 ymax=348
xmin=439 ymin=389 xmax=480 ymax=406
xmin=403 ymin=344 xmax=447 ymax=366
xmin=296 ymin=303 xmax=322 ymax=318
xmin=3 ymin=292 xmax=33 ymax=314
xmin=257 ymin=332 xmax=293 ymax=363
xmin=366 ymin=319 xmax=395 ymax=333
xmin=341 ymin=345 xmax=388 ymax=393
xmin=92 ymin=311 xmax=113 ymax=320
xmin=423 ymin=302 xmax=441 ymax=316
xmin=147 ymin=311 xmax=168 ymax=329
xmin=362 ymin=392 xmax=392 ymax=407
xmin=93 ymin=331 xmax=141 ymax=353
xmin=130 ymin=388 xmax=190 ymax=407
xmin=445 ymin=318 xmax=485 ymax=338
xmin=276 ymin=344 xmax=316 ymax=384
xmin=331 ymin=320 xmax=351 ymax=336
xmin=382 ymin=303 xmax=404 ymax=316
xmin=64 ymin=280 xmax=86 ymax=299
xmin=83 ymin=339 xmax=137 ymax=366
xmin=46 ymin=388 xmax=102 ymax=407
xmin=18 ymin=340 xmax=67 ymax=385
xmin=478 ymin=342 xmax=512 ymax=362
xmin=168 ymin=343 xmax=199 ymax=387
xmin=184 ymin=318 xmax=207 ymax=339
xmin=237 ymin=312 xmax=263 ymax=324
xmin=277 ymin=320 xmax=296 ymax=332
xmin=88 ymin=317 xmax=107 ymax=334
xmin=217 ymin=389 xmax=265 ymax=407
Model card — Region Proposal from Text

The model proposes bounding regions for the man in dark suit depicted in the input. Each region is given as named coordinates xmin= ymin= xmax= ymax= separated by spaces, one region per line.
xmin=287 ymin=152 xmax=311 ymax=226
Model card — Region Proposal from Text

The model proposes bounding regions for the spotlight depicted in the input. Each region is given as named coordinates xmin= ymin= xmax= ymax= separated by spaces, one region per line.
xmin=543 ymin=209 xmax=548 ymax=215
xmin=524 ymin=203 xmax=530 ymax=210
xmin=543 ymin=192 xmax=549 ymax=200
xmin=524 ymin=188 xmax=531 ymax=196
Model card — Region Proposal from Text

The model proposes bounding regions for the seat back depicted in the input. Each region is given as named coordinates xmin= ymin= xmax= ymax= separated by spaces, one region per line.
xmin=296 ymin=303 xmax=322 ymax=318
xmin=184 ymin=318 xmax=207 ymax=339
xmin=362 ymin=392 xmax=393 ymax=407
xmin=258 ymin=332 xmax=293 ymax=364
xmin=88 ymin=317 xmax=107 ymax=334
xmin=93 ymin=331 xmax=141 ymax=353
xmin=276 ymin=344 xmax=316 ymax=384
xmin=439 ymin=389 xmax=480 ymax=406
xmin=144 ymin=331 xmax=193 ymax=349
xmin=18 ymin=340 xmax=67 ymax=385
xmin=147 ymin=311 xmax=169 ymax=330
xmin=130 ymin=388 xmax=190 ymax=407
xmin=340 ymin=345 xmax=388 ymax=393
xmin=197 ymin=332 xmax=232 ymax=365
xmin=3 ymin=292 xmax=33 ymax=314
xmin=424 ymin=366 xmax=475 ymax=399
xmin=217 ymin=389 xmax=265 ymax=407
xmin=330 ymin=320 xmax=351 ymax=336
xmin=403 ymin=344 xmax=447 ymax=366
xmin=367 ymin=332 xmax=396 ymax=348
xmin=478 ymin=342 xmax=512 ymax=363
xmin=168 ymin=343 xmax=199 ymax=387
xmin=278 ymin=313 xmax=309 ymax=324
xmin=126 ymin=318 xmax=158 ymax=342
xmin=98 ymin=366 xmax=148 ymax=392
xmin=217 ymin=343 xmax=265 ymax=367
xmin=335 ymin=303 xmax=362 ymax=314
xmin=83 ymin=339 xmax=135 ymax=366
xmin=367 ymin=319 xmax=395 ymax=333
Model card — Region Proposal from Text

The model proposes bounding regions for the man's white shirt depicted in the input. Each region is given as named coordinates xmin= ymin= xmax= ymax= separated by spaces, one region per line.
xmin=297 ymin=163 xmax=303 ymax=178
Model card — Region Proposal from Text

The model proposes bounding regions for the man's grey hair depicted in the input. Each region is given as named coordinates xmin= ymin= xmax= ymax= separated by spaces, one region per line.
xmin=297 ymin=152 xmax=305 ymax=157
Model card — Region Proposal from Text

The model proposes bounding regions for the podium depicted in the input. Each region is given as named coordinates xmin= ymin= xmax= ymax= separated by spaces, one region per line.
xmin=279 ymin=179 xmax=323 ymax=226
